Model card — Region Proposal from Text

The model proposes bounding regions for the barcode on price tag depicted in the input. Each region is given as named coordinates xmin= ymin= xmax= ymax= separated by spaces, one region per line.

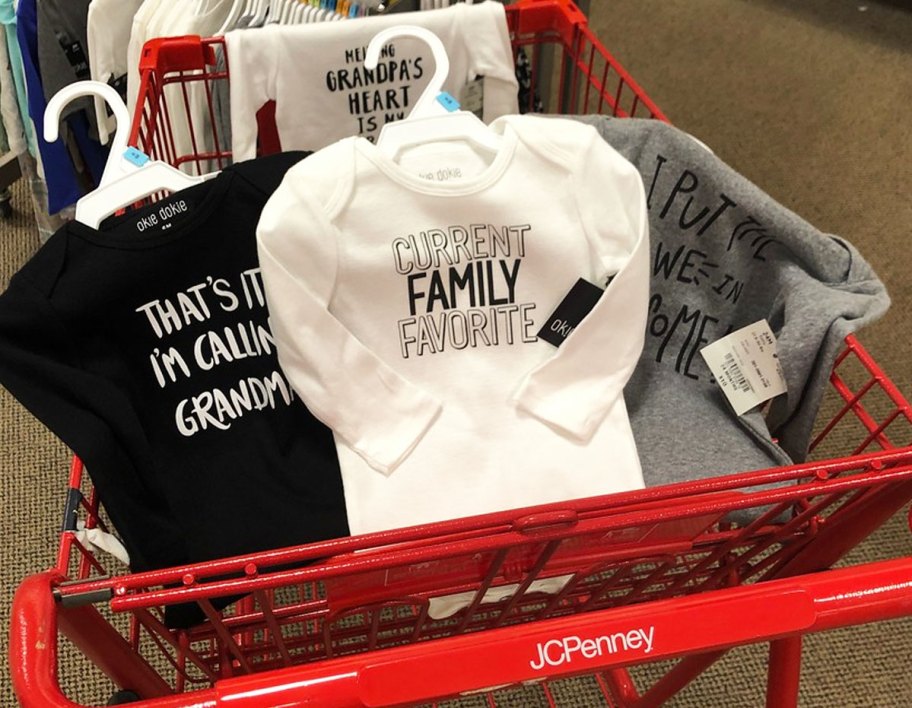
xmin=700 ymin=320 xmax=788 ymax=416
xmin=721 ymin=352 xmax=751 ymax=393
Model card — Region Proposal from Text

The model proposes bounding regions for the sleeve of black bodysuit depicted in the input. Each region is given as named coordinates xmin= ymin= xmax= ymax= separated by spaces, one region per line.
xmin=0 ymin=274 xmax=188 ymax=572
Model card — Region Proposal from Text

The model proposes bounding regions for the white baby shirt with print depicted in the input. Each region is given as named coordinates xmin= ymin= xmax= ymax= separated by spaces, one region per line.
xmin=257 ymin=115 xmax=650 ymax=534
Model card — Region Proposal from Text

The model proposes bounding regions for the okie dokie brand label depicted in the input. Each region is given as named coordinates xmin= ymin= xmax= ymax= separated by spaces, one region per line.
xmin=418 ymin=166 xmax=465 ymax=182
xmin=529 ymin=625 xmax=656 ymax=670
xmin=537 ymin=278 xmax=605 ymax=347
xmin=127 ymin=195 xmax=197 ymax=235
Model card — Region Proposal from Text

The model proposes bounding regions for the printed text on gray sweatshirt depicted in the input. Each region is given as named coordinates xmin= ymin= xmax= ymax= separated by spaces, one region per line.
xmin=571 ymin=116 xmax=889 ymax=486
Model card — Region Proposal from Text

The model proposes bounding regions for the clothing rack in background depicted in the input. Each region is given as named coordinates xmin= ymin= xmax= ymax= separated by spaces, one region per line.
xmin=0 ymin=0 xmax=510 ymax=242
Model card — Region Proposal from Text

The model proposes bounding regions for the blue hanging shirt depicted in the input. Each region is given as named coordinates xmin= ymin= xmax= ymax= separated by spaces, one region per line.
xmin=16 ymin=0 xmax=108 ymax=213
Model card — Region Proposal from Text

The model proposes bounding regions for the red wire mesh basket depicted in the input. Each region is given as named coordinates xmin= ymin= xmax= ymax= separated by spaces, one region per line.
xmin=10 ymin=2 xmax=912 ymax=707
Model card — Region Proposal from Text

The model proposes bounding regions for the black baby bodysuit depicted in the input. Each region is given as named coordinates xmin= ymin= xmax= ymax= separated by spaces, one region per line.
xmin=0 ymin=153 xmax=349 ymax=593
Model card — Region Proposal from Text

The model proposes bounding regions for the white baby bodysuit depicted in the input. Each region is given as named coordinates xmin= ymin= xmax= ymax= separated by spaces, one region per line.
xmin=226 ymin=1 xmax=519 ymax=160
xmin=126 ymin=0 xmax=163 ymax=120
xmin=87 ymin=0 xmax=144 ymax=144
xmin=257 ymin=115 xmax=650 ymax=534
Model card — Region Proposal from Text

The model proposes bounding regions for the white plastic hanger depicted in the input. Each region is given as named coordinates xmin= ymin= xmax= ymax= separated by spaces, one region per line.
xmin=272 ymin=0 xmax=287 ymax=23
xmin=250 ymin=0 xmax=270 ymax=25
xmin=44 ymin=81 xmax=215 ymax=229
xmin=278 ymin=0 xmax=291 ymax=23
xmin=216 ymin=0 xmax=248 ymax=33
xmin=45 ymin=81 xmax=132 ymax=188
xmin=72 ymin=158 xmax=214 ymax=229
xmin=365 ymin=26 xmax=501 ymax=159
xmin=281 ymin=0 xmax=297 ymax=24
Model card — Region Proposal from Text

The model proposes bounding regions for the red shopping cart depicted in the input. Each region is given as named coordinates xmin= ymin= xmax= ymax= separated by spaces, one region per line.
xmin=10 ymin=1 xmax=912 ymax=706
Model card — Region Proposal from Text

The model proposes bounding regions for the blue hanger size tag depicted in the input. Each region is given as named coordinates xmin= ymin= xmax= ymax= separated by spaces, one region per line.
xmin=123 ymin=147 xmax=150 ymax=167
xmin=436 ymin=92 xmax=460 ymax=112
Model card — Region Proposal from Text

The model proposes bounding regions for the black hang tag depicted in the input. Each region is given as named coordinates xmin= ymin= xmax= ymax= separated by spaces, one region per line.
xmin=537 ymin=278 xmax=605 ymax=347
xmin=104 ymin=74 xmax=129 ymax=118
xmin=108 ymin=73 xmax=128 ymax=101
xmin=57 ymin=33 xmax=90 ymax=79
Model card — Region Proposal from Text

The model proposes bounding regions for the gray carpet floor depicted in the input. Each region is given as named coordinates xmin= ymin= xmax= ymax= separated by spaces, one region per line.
xmin=1 ymin=1 xmax=910 ymax=705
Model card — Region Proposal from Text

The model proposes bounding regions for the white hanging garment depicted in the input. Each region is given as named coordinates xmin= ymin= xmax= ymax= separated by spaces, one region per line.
xmin=256 ymin=113 xmax=650 ymax=534
xmin=87 ymin=0 xmax=144 ymax=145
xmin=226 ymin=1 xmax=518 ymax=159
xmin=126 ymin=0 xmax=166 ymax=119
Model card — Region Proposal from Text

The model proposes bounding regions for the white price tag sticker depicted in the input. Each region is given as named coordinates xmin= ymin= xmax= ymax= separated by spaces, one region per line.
xmin=700 ymin=320 xmax=788 ymax=416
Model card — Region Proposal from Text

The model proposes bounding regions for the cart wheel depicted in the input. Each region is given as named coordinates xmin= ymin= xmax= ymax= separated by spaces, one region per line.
xmin=107 ymin=689 xmax=140 ymax=705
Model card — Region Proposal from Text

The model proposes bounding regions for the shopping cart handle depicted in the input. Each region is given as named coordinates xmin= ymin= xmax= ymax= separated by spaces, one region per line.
xmin=10 ymin=572 xmax=173 ymax=708
xmin=207 ymin=556 xmax=912 ymax=707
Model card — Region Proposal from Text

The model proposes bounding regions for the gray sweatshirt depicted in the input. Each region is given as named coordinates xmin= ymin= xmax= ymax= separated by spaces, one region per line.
xmin=571 ymin=116 xmax=889 ymax=486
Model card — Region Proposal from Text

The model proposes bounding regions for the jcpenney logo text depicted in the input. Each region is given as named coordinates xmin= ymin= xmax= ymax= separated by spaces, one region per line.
xmin=529 ymin=626 xmax=655 ymax=670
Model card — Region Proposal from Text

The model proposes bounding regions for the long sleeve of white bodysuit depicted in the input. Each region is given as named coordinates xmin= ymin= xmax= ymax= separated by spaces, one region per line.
xmin=513 ymin=128 xmax=650 ymax=441
xmin=225 ymin=26 xmax=277 ymax=162
xmin=256 ymin=165 xmax=442 ymax=475
xmin=459 ymin=1 xmax=522 ymax=121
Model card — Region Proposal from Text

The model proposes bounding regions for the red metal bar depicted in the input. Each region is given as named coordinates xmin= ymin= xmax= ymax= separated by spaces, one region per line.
xmin=509 ymin=0 xmax=666 ymax=120
xmin=598 ymin=668 xmax=640 ymax=704
xmin=46 ymin=447 xmax=912 ymax=606
xmin=634 ymin=481 xmax=912 ymax=700
xmin=10 ymin=572 xmax=173 ymax=707
xmin=766 ymin=636 xmax=802 ymax=708
xmin=253 ymin=590 xmax=293 ymax=665
xmin=510 ymin=0 xmax=588 ymax=48
xmin=845 ymin=335 xmax=912 ymax=417
xmin=16 ymin=556 xmax=912 ymax=707
xmin=55 ymin=457 xmax=85 ymax=574
xmin=104 ymin=464 xmax=912 ymax=612
xmin=489 ymin=540 xmax=562 ymax=627
xmin=634 ymin=651 xmax=726 ymax=708
xmin=184 ymin=557 xmax=912 ymax=706
xmin=132 ymin=606 xmax=219 ymax=683
xmin=774 ymin=479 xmax=912 ymax=578
xmin=198 ymin=598 xmax=253 ymax=674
